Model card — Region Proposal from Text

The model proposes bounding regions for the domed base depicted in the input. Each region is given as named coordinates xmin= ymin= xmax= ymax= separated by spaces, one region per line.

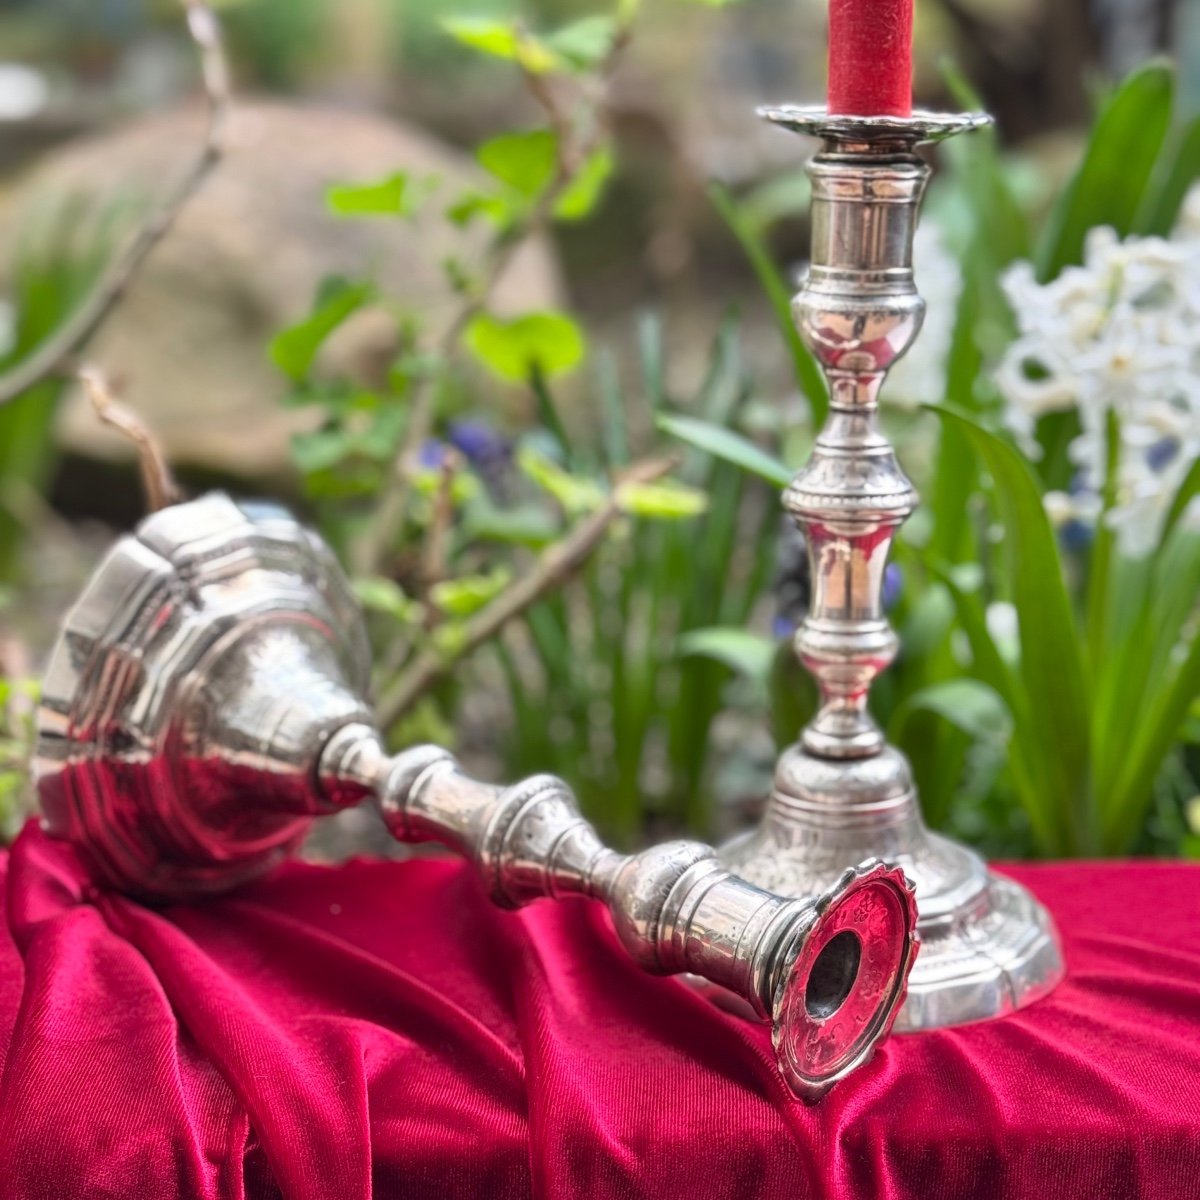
xmin=890 ymin=850 xmax=1063 ymax=1031
xmin=719 ymin=747 xmax=1065 ymax=1031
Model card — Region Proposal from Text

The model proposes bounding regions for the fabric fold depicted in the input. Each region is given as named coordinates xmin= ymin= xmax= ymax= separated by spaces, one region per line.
xmin=0 ymin=824 xmax=1197 ymax=1199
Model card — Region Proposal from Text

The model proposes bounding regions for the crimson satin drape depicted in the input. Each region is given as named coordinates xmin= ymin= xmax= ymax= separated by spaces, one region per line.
xmin=0 ymin=821 xmax=1197 ymax=1198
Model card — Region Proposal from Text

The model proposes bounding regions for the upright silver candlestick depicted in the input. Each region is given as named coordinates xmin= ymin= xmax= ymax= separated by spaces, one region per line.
xmin=720 ymin=108 xmax=1063 ymax=1030
xmin=34 ymin=493 xmax=918 ymax=1101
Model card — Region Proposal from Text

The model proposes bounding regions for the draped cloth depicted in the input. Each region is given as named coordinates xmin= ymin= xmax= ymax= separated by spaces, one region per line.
xmin=0 ymin=821 xmax=1197 ymax=1199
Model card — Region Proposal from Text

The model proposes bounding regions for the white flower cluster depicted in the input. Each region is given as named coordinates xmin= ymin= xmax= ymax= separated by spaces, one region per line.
xmin=995 ymin=207 xmax=1200 ymax=555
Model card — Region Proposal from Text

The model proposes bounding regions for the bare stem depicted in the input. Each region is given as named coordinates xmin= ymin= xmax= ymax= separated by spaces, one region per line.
xmin=79 ymin=367 xmax=180 ymax=513
xmin=0 ymin=0 xmax=231 ymax=408
xmin=419 ymin=447 xmax=461 ymax=608
xmin=375 ymin=456 xmax=674 ymax=728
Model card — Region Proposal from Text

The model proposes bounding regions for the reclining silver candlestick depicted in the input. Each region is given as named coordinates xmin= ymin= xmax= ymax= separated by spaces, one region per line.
xmin=34 ymin=493 xmax=917 ymax=1101
xmin=719 ymin=107 xmax=1063 ymax=1029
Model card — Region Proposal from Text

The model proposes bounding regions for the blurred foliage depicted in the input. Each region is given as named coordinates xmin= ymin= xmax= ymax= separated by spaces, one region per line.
xmin=0 ymin=197 xmax=125 ymax=582
xmin=267 ymin=0 xmax=771 ymax=845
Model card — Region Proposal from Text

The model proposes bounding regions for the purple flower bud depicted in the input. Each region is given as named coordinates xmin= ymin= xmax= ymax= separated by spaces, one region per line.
xmin=1060 ymin=519 xmax=1094 ymax=553
xmin=1146 ymin=436 xmax=1180 ymax=474
xmin=449 ymin=419 xmax=512 ymax=469
xmin=418 ymin=439 xmax=448 ymax=470
xmin=882 ymin=564 xmax=903 ymax=612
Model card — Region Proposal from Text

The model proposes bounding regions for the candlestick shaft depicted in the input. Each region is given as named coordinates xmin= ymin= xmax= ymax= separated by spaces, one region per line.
xmin=322 ymin=724 xmax=828 ymax=1016
xmin=791 ymin=150 xmax=926 ymax=758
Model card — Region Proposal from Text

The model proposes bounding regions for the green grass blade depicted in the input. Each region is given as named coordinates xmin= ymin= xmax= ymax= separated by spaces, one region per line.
xmin=931 ymin=407 xmax=1094 ymax=853
xmin=657 ymin=414 xmax=790 ymax=487
xmin=708 ymin=182 xmax=828 ymax=426
xmin=1162 ymin=456 xmax=1200 ymax=545
xmin=1135 ymin=115 xmax=1200 ymax=236
xmin=1036 ymin=61 xmax=1175 ymax=282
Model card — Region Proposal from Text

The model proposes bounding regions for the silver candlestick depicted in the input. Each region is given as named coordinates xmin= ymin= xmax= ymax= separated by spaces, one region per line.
xmin=34 ymin=492 xmax=918 ymax=1101
xmin=719 ymin=108 xmax=1063 ymax=1030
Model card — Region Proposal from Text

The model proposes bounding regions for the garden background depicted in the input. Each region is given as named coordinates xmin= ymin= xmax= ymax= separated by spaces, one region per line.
xmin=0 ymin=0 xmax=1197 ymax=865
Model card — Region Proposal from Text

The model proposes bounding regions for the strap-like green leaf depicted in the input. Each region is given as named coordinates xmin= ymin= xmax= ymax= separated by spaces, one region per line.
xmin=931 ymin=407 xmax=1093 ymax=854
xmin=657 ymin=414 xmax=790 ymax=487
xmin=707 ymin=183 xmax=828 ymax=426
xmin=1037 ymin=61 xmax=1175 ymax=282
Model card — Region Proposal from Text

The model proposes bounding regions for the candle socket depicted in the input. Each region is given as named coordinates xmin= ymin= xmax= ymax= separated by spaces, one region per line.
xmin=34 ymin=493 xmax=918 ymax=1102
xmin=719 ymin=108 xmax=1064 ymax=1030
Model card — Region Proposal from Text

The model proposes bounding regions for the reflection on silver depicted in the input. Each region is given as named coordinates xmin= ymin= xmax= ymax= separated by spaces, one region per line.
xmin=720 ymin=109 xmax=1064 ymax=1030
xmin=34 ymin=493 xmax=918 ymax=1102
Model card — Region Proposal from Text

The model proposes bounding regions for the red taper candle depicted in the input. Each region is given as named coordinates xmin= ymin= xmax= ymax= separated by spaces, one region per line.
xmin=828 ymin=0 xmax=914 ymax=117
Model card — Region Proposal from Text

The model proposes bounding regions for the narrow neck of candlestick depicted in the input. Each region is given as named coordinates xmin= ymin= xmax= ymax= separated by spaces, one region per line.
xmin=827 ymin=0 xmax=914 ymax=118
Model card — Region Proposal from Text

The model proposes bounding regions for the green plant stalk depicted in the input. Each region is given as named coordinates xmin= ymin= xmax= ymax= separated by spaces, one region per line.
xmin=1085 ymin=408 xmax=1121 ymax=676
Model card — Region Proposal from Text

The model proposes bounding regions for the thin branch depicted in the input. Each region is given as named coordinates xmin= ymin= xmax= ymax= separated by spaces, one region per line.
xmin=352 ymin=33 xmax=629 ymax=577
xmin=375 ymin=456 xmax=675 ymax=729
xmin=419 ymin=447 xmax=461 ymax=611
xmin=79 ymin=366 xmax=180 ymax=512
xmin=0 ymin=0 xmax=231 ymax=408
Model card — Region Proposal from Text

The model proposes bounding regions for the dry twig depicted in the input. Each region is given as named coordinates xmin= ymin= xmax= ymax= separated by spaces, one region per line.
xmin=0 ymin=0 xmax=231 ymax=407
xmin=419 ymin=447 xmax=462 ymax=607
xmin=375 ymin=455 xmax=675 ymax=728
xmin=79 ymin=367 xmax=180 ymax=512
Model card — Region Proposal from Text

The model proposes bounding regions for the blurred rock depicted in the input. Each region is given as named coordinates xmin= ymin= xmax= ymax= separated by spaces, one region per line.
xmin=0 ymin=100 xmax=562 ymax=480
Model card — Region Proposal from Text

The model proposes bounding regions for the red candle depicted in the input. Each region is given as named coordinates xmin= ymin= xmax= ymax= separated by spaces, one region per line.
xmin=828 ymin=0 xmax=914 ymax=118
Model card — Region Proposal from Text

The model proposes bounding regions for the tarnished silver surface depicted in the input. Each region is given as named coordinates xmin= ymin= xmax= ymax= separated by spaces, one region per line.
xmin=719 ymin=111 xmax=1064 ymax=1030
xmin=35 ymin=493 xmax=919 ymax=1102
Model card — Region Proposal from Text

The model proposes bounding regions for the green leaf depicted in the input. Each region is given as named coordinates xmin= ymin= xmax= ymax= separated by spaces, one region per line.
xmin=708 ymin=183 xmax=828 ymax=426
xmin=431 ymin=567 xmax=513 ymax=618
xmin=270 ymin=278 xmax=373 ymax=383
xmin=291 ymin=428 xmax=353 ymax=473
xmin=931 ymin=407 xmax=1094 ymax=854
xmin=1162 ymin=456 xmax=1200 ymax=545
xmin=463 ymin=499 xmax=561 ymax=547
xmin=1037 ymin=61 xmax=1175 ymax=282
xmin=518 ymin=445 xmax=606 ymax=515
xmin=678 ymin=628 xmax=776 ymax=685
xmin=464 ymin=311 xmax=587 ymax=382
xmin=327 ymin=173 xmax=411 ymax=218
xmin=477 ymin=130 xmax=558 ymax=199
xmin=1135 ymin=115 xmax=1200 ymax=236
xmin=554 ymin=146 xmax=615 ymax=221
xmin=545 ymin=15 xmax=617 ymax=70
xmin=889 ymin=679 xmax=1013 ymax=746
xmin=442 ymin=17 xmax=561 ymax=74
xmin=447 ymin=189 xmax=514 ymax=229
xmin=1107 ymin=628 xmax=1200 ymax=853
xmin=657 ymin=414 xmax=790 ymax=487
xmin=616 ymin=479 xmax=708 ymax=520
xmin=352 ymin=577 xmax=420 ymax=624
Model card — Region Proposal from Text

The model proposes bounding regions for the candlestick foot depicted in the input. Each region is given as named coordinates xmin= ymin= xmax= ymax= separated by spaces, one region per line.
xmin=719 ymin=746 xmax=1063 ymax=1030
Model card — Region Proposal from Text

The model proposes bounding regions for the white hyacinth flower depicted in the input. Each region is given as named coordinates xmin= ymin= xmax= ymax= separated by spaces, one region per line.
xmin=994 ymin=211 xmax=1200 ymax=556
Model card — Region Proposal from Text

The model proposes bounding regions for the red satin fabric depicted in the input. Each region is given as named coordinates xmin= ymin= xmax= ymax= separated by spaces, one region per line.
xmin=1 ymin=821 xmax=1198 ymax=1199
